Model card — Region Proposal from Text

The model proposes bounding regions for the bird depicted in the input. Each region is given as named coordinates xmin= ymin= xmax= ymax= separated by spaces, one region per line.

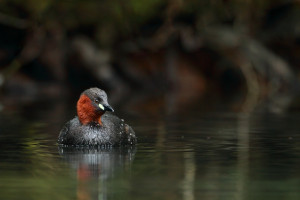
xmin=58 ymin=87 xmax=136 ymax=146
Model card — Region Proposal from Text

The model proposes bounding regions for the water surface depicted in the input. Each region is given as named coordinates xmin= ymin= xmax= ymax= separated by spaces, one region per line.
xmin=0 ymin=98 xmax=299 ymax=200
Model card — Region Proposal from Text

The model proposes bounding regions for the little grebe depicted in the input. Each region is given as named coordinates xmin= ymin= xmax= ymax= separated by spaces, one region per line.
xmin=58 ymin=88 xmax=136 ymax=146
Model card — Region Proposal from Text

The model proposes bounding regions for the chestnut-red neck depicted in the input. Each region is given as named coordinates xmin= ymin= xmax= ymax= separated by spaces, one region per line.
xmin=77 ymin=94 xmax=104 ymax=125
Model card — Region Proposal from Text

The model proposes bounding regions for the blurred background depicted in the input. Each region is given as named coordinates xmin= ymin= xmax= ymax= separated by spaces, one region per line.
xmin=0 ymin=0 xmax=300 ymax=113
xmin=0 ymin=1 xmax=300 ymax=200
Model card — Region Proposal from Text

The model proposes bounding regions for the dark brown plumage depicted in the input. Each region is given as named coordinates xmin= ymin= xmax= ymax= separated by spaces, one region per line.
xmin=58 ymin=88 xmax=136 ymax=146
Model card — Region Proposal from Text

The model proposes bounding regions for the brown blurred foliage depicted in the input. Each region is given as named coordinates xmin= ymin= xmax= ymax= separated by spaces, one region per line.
xmin=0 ymin=0 xmax=299 ymax=112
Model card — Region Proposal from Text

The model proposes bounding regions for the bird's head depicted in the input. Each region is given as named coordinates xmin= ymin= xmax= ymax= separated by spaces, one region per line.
xmin=76 ymin=87 xmax=114 ymax=125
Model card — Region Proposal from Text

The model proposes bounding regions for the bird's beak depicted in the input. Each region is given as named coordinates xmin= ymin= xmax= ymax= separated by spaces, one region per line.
xmin=99 ymin=103 xmax=114 ymax=112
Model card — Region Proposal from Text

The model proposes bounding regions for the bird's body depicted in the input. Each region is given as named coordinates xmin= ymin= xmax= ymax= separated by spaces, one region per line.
xmin=58 ymin=88 xmax=136 ymax=146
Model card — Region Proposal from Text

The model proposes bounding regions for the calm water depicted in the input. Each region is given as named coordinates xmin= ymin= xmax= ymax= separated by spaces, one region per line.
xmin=0 ymin=98 xmax=299 ymax=200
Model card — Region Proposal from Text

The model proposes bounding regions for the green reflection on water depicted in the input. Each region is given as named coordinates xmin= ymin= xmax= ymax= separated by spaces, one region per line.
xmin=0 ymin=108 xmax=299 ymax=200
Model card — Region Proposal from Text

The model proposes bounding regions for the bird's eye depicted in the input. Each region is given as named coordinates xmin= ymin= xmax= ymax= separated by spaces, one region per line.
xmin=94 ymin=98 xmax=103 ymax=103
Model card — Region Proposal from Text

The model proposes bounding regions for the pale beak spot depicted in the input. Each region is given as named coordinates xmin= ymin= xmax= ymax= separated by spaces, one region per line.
xmin=99 ymin=104 xmax=105 ymax=110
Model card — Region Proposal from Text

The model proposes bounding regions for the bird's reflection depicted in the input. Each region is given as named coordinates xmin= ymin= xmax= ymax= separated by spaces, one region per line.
xmin=58 ymin=146 xmax=136 ymax=200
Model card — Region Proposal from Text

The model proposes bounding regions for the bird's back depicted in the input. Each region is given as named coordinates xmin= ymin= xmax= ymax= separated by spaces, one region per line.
xmin=58 ymin=113 xmax=136 ymax=146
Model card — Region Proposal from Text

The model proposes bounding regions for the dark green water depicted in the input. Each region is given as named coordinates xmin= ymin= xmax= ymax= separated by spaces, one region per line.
xmin=0 ymin=98 xmax=299 ymax=200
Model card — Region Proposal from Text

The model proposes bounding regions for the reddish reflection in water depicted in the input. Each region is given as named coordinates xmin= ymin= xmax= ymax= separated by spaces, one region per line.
xmin=0 ymin=96 xmax=299 ymax=200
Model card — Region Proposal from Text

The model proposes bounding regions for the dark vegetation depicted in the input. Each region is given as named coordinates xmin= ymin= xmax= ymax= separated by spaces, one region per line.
xmin=0 ymin=0 xmax=299 ymax=112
